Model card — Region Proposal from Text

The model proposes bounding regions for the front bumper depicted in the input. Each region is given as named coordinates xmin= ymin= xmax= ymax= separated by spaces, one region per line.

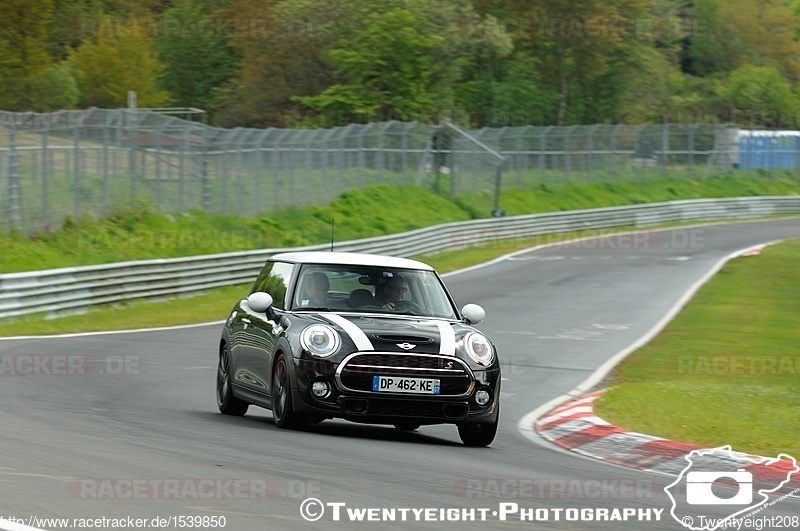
xmin=291 ymin=354 xmax=500 ymax=425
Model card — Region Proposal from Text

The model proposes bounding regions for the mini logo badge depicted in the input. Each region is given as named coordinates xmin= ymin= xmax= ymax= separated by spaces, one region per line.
xmin=397 ymin=343 xmax=416 ymax=350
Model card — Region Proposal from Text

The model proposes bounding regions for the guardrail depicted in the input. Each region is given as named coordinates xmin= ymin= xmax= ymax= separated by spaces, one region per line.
xmin=1 ymin=196 xmax=799 ymax=319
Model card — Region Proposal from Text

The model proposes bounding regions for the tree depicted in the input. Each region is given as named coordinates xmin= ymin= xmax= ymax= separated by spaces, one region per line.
xmin=29 ymin=62 xmax=80 ymax=110
xmin=509 ymin=0 xmax=655 ymax=125
xmin=46 ymin=0 xmax=104 ymax=61
xmin=687 ymin=0 xmax=800 ymax=84
xmin=208 ymin=0 xmax=315 ymax=127
xmin=215 ymin=0 xmax=498 ymax=127
xmin=714 ymin=65 xmax=797 ymax=127
xmin=294 ymin=9 xmax=443 ymax=118
xmin=153 ymin=0 xmax=239 ymax=109
xmin=0 ymin=0 xmax=55 ymax=109
xmin=72 ymin=29 xmax=170 ymax=107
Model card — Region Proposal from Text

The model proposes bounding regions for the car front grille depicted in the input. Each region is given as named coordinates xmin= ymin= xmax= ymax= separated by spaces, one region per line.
xmin=335 ymin=352 xmax=474 ymax=397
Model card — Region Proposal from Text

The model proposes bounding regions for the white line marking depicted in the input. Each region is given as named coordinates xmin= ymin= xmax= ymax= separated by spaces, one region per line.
xmin=0 ymin=320 xmax=225 ymax=341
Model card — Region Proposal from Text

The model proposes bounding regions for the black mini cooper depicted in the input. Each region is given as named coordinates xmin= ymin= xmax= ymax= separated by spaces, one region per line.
xmin=216 ymin=251 xmax=500 ymax=446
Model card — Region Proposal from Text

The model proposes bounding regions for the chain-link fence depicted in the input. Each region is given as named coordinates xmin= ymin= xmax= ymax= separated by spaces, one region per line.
xmin=0 ymin=109 xmax=795 ymax=234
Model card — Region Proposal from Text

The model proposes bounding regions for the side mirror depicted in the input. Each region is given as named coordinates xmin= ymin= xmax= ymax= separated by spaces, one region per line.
xmin=247 ymin=292 xmax=274 ymax=314
xmin=461 ymin=304 xmax=486 ymax=325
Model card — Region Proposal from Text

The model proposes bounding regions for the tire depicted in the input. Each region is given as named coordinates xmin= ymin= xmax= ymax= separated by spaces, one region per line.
xmin=457 ymin=413 xmax=498 ymax=447
xmin=217 ymin=344 xmax=248 ymax=416
xmin=271 ymin=354 xmax=305 ymax=429
xmin=393 ymin=422 xmax=421 ymax=431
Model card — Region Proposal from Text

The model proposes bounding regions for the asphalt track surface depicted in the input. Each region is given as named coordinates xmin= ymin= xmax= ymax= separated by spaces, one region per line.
xmin=1 ymin=218 xmax=799 ymax=530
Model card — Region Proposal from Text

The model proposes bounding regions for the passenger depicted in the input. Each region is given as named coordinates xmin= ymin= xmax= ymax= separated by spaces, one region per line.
xmin=302 ymin=272 xmax=329 ymax=307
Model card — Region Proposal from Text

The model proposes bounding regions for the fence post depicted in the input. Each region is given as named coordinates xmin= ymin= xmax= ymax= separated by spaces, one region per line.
xmin=201 ymin=144 xmax=211 ymax=213
xmin=688 ymin=126 xmax=694 ymax=179
xmin=178 ymin=125 xmax=187 ymax=212
xmin=7 ymin=128 xmax=24 ymax=231
xmin=492 ymin=163 xmax=505 ymax=217
xmin=154 ymin=121 xmax=165 ymax=211
xmin=41 ymin=127 xmax=49 ymax=226
xmin=102 ymin=113 xmax=111 ymax=213
xmin=564 ymin=126 xmax=574 ymax=184
xmin=401 ymin=124 xmax=409 ymax=185
xmin=609 ymin=124 xmax=619 ymax=180
xmin=541 ymin=126 xmax=552 ymax=184
xmin=587 ymin=124 xmax=599 ymax=183
xmin=128 ymin=110 xmax=138 ymax=178
xmin=73 ymin=125 xmax=80 ymax=218
xmin=661 ymin=121 xmax=668 ymax=178
xmin=128 ymin=111 xmax=138 ymax=204
xmin=377 ymin=122 xmax=385 ymax=183
xmin=357 ymin=125 xmax=365 ymax=188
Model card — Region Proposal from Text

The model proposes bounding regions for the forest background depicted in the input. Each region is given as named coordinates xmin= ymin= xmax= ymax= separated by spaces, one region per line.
xmin=2 ymin=0 xmax=800 ymax=129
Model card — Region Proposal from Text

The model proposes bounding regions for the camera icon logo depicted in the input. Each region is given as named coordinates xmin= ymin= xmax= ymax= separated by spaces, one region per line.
xmin=686 ymin=469 xmax=753 ymax=505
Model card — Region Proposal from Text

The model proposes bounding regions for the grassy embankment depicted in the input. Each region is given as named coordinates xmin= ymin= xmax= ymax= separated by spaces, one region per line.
xmin=0 ymin=173 xmax=799 ymax=335
xmin=594 ymin=239 xmax=800 ymax=457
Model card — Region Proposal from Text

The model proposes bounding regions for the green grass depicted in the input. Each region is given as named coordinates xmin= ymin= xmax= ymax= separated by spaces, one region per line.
xmin=594 ymin=238 xmax=800 ymax=457
xmin=1 ymin=185 xmax=471 ymax=273
xmin=458 ymin=171 xmax=800 ymax=217
xmin=0 ymin=284 xmax=251 ymax=336
xmin=4 ymin=173 xmax=800 ymax=273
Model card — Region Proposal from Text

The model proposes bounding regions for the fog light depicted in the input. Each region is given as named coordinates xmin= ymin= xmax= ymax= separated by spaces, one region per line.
xmin=311 ymin=381 xmax=331 ymax=398
xmin=475 ymin=389 xmax=491 ymax=406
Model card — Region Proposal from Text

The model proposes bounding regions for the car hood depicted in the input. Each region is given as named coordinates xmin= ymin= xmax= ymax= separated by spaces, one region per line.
xmin=314 ymin=313 xmax=467 ymax=356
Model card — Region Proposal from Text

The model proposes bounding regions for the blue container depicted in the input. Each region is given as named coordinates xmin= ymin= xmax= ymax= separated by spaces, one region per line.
xmin=738 ymin=130 xmax=800 ymax=169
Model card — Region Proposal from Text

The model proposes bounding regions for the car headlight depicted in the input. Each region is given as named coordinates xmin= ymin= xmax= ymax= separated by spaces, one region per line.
xmin=301 ymin=324 xmax=340 ymax=357
xmin=463 ymin=332 xmax=494 ymax=366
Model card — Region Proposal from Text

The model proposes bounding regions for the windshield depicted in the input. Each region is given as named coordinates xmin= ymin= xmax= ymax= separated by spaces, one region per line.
xmin=291 ymin=264 xmax=458 ymax=319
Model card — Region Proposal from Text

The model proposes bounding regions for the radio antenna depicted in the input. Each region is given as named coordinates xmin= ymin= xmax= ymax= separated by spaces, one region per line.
xmin=330 ymin=218 xmax=335 ymax=251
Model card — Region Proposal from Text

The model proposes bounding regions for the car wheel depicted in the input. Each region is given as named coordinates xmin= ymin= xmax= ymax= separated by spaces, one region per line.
xmin=272 ymin=354 xmax=305 ymax=429
xmin=217 ymin=344 xmax=248 ymax=416
xmin=457 ymin=413 xmax=498 ymax=447
xmin=393 ymin=422 xmax=421 ymax=431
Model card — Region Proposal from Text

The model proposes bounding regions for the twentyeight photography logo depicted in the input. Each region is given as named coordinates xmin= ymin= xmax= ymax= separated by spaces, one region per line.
xmin=665 ymin=445 xmax=800 ymax=531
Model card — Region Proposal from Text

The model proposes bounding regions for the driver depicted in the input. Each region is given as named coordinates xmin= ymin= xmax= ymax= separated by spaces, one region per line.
xmin=380 ymin=275 xmax=409 ymax=310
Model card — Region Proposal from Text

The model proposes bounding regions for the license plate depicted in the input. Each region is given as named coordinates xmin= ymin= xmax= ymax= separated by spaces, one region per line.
xmin=372 ymin=375 xmax=440 ymax=394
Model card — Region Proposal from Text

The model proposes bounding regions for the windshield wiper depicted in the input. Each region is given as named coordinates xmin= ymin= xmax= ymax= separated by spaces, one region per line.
xmin=295 ymin=307 xmax=334 ymax=312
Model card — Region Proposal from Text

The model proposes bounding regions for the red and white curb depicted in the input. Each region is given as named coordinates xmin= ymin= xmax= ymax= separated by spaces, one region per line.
xmin=535 ymin=390 xmax=800 ymax=496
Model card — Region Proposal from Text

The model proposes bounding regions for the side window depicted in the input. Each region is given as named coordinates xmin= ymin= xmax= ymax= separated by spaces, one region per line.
xmin=250 ymin=261 xmax=295 ymax=310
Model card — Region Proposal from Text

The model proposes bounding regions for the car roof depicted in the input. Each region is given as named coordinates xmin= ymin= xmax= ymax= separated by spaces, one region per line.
xmin=270 ymin=251 xmax=435 ymax=271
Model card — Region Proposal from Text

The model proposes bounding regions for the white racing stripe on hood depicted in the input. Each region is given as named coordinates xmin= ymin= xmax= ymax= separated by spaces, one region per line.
xmin=320 ymin=313 xmax=374 ymax=351
xmin=433 ymin=321 xmax=456 ymax=355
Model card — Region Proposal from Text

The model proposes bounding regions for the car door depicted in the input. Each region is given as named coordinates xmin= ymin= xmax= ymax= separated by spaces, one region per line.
xmin=235 ymin=261 xmax=295 ymax=398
